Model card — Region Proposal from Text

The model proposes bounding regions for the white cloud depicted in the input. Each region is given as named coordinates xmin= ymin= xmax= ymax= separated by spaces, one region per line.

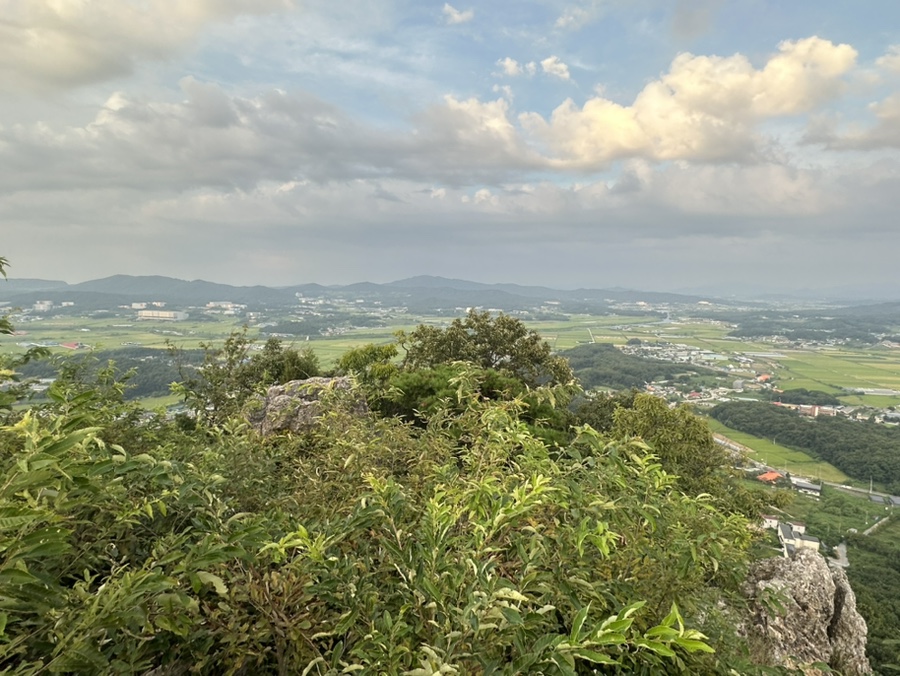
xmin=876 ymin=45 xmax=900 ymax=74
xmin=442 ymin=3 xmax=474 ymax=25
xmin=0 ymin=79 xmax=546 ymax=197
xmin=492 ymin=84 xmax=514 ymax=99
xmin=497 ymin=57 xmax=522 ymax=77
xmin=807 ymin=94 xmax=900 ymax=150
xmin=541 ymin=56 xmax=571 ymax=80
xmin=525 ymin=62 xmax=537 ymax=76
xmin=411 ymin=95 xmax=543 ymax=177
xmin=555 ymin=1 xmax=605 ymax=30
xmin=521 ymin=37 xmax=857 ymax=168
xmin=0 ymin=0 xmax=296 ymax=91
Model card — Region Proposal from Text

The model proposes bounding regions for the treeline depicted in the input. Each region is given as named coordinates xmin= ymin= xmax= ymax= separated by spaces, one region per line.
xmin=17 ymin=347 xmax=205 ymax=400
xmin=760 ymin=388 xmax=842 ymax=406
xmin=709 ymin=401 xmax=900 ymax=492
xmin=265 ymin=313 xmax=384 ymax=337
xmin=562 ymin=343 xmax=713 ymax=391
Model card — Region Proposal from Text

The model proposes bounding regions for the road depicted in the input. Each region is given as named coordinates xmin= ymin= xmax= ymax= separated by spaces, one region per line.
xmin=830 ymin=542 xmax=849 ymax=568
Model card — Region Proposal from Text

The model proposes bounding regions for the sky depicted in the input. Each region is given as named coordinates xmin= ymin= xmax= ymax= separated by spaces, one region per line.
xmin=2 ymin=0 xmax=900 ymax=294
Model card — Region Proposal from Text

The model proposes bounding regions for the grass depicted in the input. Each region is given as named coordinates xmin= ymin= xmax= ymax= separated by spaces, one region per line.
xmin=704 ymin=417 xmax=850 ymax=483
xmin=137 ymin=394 xmax=182 ymax=410
xmin=781 ymin=484 xmax=889 ymax=538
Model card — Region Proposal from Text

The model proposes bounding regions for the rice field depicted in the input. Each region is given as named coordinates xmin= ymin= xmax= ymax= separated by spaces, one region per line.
xmin=5 ymin=312 xmax=900 ymax=408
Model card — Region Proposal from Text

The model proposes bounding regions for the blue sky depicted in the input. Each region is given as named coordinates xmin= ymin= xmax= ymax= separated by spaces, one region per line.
xmin=2 ymin=0 xmax=900 ymax=295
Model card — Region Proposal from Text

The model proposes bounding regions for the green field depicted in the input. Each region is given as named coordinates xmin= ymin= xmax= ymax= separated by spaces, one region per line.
xmin=704 ymin=418 xmax=851 ymax=483
xmin=6 ymin=312 xmax=900 ymax=411
xmin=0 ymin=315 xmax=253 ymax=354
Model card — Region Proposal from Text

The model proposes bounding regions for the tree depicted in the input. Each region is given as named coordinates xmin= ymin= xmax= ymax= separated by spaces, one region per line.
xmin=243 ymin=337 xmax=320 ymax=386
xmin=395 ymin=310 xmax=573 ymax=387
xmin=174 ymin=332 xmax=323 ymax=425
xmin=0 ymin=257 xmax=51 ymax=414
xmin=335 ymin=342 xmax=398 ymax=389
xmin=0 ymin=257 xmax=12 ymax=336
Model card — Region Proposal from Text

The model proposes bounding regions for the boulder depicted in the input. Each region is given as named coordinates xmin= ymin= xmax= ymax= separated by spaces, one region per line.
xmin=245 ymin=377 xmax=366 ymax=436
xmin=743 ymin=549 xmax=870 ymax=675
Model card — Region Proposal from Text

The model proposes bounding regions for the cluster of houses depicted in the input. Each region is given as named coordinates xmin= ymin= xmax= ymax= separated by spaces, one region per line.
xmin=755 ymin=471 xmax=824 ymax=499
xmin=760 ymin=516 xmax=821 ymax=557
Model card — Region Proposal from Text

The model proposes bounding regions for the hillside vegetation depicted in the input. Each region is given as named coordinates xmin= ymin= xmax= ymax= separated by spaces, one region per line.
xmin=0 ymin=285 xmax=841 ymax=673
xmin=0 ymin=252 xmax=872 ymax=676
xmin=710 ymin=401 xmax=900 ymax=493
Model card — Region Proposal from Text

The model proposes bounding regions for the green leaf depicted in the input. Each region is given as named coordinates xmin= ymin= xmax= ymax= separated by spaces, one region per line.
xmin=570 ymin=603 xmax=590 ymax=643
xmin=195 ymin=571 xmax=228 ymax=596
xmin=635 ymin=639 xmax=676 ymax=657
xmin=674 ymin=638 xmax=715 ymax=654
xmin=0 ymin=568 xmax=39 ymax=585
xmin=500 ymin=606 xmax=523 ymax=626
xmin=572 ymin=649 xmax=618 ymax=665
xmin=644 ymin=626 xmax=680 ymax=641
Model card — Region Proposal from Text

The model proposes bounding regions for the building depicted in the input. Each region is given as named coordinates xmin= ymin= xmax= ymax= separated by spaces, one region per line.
xmin=137 ymin=310 xmax=188 ymax=321
xmin=32 ymin=300 xmax=54 ymax=313
xmin=778 ymin=522 xmax=819 ymax=557
xmin=790 ymin=477 xmax=822 ymax=499
xmin=761 ymin=515 xmax=779 ymax=530
xmin=756 ymin=471 xmax=784 ymax=484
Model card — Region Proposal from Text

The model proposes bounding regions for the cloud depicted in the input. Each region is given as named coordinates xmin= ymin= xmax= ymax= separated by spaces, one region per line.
xmin=541 ymin=56 xmax=571 ymax=80
xmin=555 ymin=1 xmax=605 ymax=30
xmin=521 ymin=37 xmax=857 ymax=168
xmin=442 ymin=3 xmax=474 ymax=25
xmin=409 ymin=95 xmax=544 ymax=179
xmin=806 ymin=94 xmax=900 ymax=150
xmin=876 ymin=45 xmax=900 ymax=74
xmin=0 ymin=78 xmax=546 ymax=197
xmin=0 ymin=0 xmax=296 ymax=91
xmin=497 ymin=57 xmax=522 ymax=76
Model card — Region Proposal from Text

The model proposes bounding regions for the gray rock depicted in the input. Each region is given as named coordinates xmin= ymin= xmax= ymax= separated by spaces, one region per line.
xmin=743 ymin=549 xmax=870 ymax=675
xmin=244 ymin=377 xmax=366 ymax=436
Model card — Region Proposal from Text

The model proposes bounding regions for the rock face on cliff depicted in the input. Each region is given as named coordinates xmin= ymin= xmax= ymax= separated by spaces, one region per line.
xmin=245 ymin=377 xmax=366 ymax=435
xmin=743 ymin=549 xmax=870 ymax=675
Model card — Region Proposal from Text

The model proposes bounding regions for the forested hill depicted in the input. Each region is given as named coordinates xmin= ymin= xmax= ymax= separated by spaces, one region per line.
xmin=562 ymin=343 xmax=714 ymax=391
xmin=0 ymin=273 xmax=715 ymax=313
xmin=710 ymin=401 xmax=900 ymax=493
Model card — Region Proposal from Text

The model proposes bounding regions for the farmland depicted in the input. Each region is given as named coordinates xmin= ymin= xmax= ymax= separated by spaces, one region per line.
xmin=6 ymin=311 xmax=900 ymax=394
xmin=704 ymin=418 xmax=851 ymax=484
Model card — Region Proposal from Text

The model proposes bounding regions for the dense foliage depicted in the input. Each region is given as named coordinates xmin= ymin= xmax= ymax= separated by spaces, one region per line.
xmin=562 ymin=344 xmax=713 ymax=392
xmin=760 ymin=388 xmax=842 ymax=406
xmin=0 ymin=363 xmax=774 ymax=673
xmin=18 ymin=347 xmax=205 ymax=401
xmin=710 ymin=401 xmax=900 ymax=493
xmin=846 ymin=519 xmax=900 ymax=672
xmin=396 ymin=310 xmax=573 ymax=387
xmin=0 ymin=284 xmax=824 ymax=674
xmin=174 ymin=332 xmax=321 ymax=425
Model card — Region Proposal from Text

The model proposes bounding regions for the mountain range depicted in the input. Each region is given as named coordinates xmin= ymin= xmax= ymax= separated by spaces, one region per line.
xmin=0 ymin=274 xmax=715 ymax=313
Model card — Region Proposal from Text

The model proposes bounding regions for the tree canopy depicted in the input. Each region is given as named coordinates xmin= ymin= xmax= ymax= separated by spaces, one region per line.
xmin=396 ymin=310 xmax=574 ymax=387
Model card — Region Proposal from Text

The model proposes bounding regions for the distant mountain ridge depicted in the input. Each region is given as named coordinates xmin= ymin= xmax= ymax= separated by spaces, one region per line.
xmin=0 ymin=273 xmax=725 ymax=311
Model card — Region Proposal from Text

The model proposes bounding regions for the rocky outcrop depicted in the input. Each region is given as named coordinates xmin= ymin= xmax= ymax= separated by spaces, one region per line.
xmin=244 ymin=377 xmax=366 ymax=436
xmin=743 ymin=549 xmax=870 ymax=675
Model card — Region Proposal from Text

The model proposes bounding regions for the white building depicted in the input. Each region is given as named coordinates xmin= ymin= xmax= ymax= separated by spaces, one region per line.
xmin=137 ymin=310 xmax=188 ymax=321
